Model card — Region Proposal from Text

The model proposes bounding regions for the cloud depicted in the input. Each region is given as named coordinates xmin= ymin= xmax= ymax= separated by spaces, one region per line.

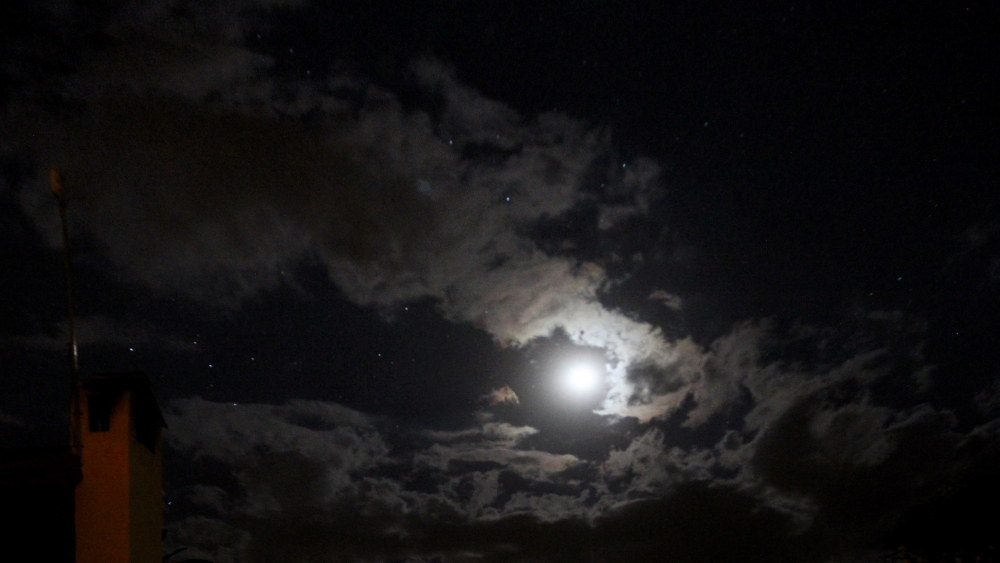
xmin=5 ymin=315 xmax=196 ymax=352
xmin=162 ymin=342 xmax=1000 ymax=563
xmin=423 ymin=422 xmax=537 ymax=445
xmin=653 ymin=321 xmax=983 ymax=543
xmin=166 ymin=398 xmax=388 ymax=503
xmin=416 ymin=443 xmax=579 ymax=480
xmin=596 ymin=157 xmax=663 ymax=231
xmin=166 ymin=398 xmax=383 ymax=463
xmin=418 ymin=421 xmax=578 ymax=481
xmin=682 ymin=321 xmax=766 ymax=426
xmin=601 ymin=429 xmax=715 ymax=497
xmin=483 ymin=385 xmax=519 ymax=406
xmin=582 ymin=317 xmax=1000 ymax=552
xmin=163 ymin=398 xmax=591 ymax=560
xmin=647 ymin=289 xmax=683 ymax=311
xmin=162 ymin=397 xmax=816 ymax=560
xmin=974 ymin=377 xmax=1000 ymax=415
xmin=165 ymin=517 xmax=250 ymax=563
xmin=3 ymin=0 xmax=709 ymax=423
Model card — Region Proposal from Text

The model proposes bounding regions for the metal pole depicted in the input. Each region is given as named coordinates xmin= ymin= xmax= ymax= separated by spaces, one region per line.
xmin=50 ymin=169 xmax=81 ymax=456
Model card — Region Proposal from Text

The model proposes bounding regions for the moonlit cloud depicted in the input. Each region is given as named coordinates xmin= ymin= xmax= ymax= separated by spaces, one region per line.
xmin=647 ymin=289 xmax=683 ymax=311
xmin=483 ymin=385 xmax=520 ymax=406
xmin=423 ymin=422 xmax=538 ymax=445
xmin=7 ymin=0 xmax=704 ymax=422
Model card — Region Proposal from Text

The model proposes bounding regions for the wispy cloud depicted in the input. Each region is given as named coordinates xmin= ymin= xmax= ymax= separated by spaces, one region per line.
xmin=6 ymin=315 xmax=196 ymax=352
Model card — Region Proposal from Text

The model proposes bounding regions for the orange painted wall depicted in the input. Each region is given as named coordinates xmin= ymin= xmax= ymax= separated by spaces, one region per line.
xmin=75 ymin=387 xmax=162 ymax=563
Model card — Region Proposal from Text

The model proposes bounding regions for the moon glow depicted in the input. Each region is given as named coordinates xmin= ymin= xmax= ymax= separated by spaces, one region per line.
xmin=562 ymin=361 xmax=602 ymax=395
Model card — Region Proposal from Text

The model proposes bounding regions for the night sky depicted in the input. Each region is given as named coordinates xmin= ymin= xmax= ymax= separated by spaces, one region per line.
xmin=2 ymin=1 xmax=1000 ymax=562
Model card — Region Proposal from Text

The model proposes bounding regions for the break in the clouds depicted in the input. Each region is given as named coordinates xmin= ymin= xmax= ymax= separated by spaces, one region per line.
xmin=4 ymin=0 xmax=705 ymax=422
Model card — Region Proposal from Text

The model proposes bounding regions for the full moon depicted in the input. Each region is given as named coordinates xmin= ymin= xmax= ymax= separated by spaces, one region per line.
xmin=563 ymin=361 xmax=601 ymax=394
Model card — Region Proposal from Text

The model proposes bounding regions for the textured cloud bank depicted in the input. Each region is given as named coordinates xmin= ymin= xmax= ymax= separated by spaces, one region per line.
xmin=160 ymin=314 xmax=1000 ymax=562
xmin=165 ymin=398 xmax=581 ymax=562
xmin=131 ymin=304 xmax=1000 ymax=562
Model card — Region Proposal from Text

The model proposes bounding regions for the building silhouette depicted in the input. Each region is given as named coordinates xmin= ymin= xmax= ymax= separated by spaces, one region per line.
xmin=0 ymin=372 xmax=166 ymax=563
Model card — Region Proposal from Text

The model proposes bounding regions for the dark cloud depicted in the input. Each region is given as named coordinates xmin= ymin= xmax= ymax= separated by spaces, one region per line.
xmin=166 ymin=398 xmax=387 ymax=485
xmin=974 ymin=378 xmax=1000 ymax=415
xmin=647 ymin=289 xmax=683 ymax=311
xmin=4 ymin=0 xmax=712 ymax=422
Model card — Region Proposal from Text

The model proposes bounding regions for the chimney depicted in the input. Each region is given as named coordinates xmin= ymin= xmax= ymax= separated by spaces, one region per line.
xmin=75 ymin=372 xmax=166 ymax=563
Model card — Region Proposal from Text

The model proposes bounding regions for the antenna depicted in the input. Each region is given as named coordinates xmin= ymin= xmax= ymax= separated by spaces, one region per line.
xmin=50 ymin=169 xmax=82 ymax=456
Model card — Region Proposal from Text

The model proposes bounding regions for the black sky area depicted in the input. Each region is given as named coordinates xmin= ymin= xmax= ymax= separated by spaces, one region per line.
xmin=2 ymin=1 xmax=1000 ymax=562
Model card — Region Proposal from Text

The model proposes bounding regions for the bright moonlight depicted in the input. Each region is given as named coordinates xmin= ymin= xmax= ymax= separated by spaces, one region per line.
xmin=563 ymin=361 xmax=602 ymax=395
